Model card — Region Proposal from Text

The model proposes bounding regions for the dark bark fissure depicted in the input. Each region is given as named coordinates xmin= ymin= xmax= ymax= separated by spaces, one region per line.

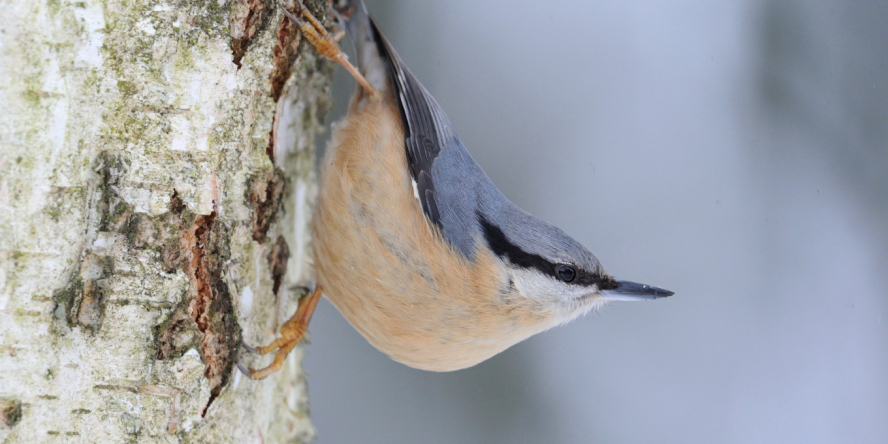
xmin=230 ymin=0 xmax=273 ymax=68
xmin=269 ymin=10 xmax=302 ymax=103
xmin=249 ymin=168 xmax=286 ymax=242
xmin=181 ymin=210 xmax=241 ymax=415
xmin=267 ymin=235 xmax=291 ymax=296
xmin=157 ymin=194 xmax=242 ymax=416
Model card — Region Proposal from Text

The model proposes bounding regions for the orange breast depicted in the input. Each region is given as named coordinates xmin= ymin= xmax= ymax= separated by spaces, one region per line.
xmin=311 ymin=96 xmax=553 ymax=371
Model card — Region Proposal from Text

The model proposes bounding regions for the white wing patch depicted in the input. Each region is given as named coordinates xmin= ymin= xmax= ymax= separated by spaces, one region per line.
xmin=411 ymin=177 xmax=421 ymax=202
xmin=411 ymin=177 xmax=434 ymax=231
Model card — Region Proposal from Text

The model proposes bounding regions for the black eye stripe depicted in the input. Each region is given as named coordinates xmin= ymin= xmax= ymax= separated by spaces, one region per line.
xmin=575 ymin=270 xmax=618 ymax=289
xmin=479 ymin=216 xmax=554 ymax=277
xmin=478 ymin=214 xmax=616 ymax=289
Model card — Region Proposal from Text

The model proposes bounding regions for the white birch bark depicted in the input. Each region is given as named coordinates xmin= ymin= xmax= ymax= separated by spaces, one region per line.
xmin=0 ymin=0 xmax=330 ymax=442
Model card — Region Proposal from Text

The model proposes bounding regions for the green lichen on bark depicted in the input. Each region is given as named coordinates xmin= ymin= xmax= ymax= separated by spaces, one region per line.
xmin=1 ymin=0 xmax=331 ymax=442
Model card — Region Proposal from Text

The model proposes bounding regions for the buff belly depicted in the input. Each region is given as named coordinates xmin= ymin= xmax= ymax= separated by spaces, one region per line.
xmin=310 ymin=97 xmax=552 ymax=371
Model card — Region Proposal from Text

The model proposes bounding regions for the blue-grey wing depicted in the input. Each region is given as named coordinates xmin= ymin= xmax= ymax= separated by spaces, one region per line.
xmin=368 ymin=18 xmax=487 ymax=257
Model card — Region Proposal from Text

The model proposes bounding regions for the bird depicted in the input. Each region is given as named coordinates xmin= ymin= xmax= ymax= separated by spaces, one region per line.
xmin=239 ymin=0 xmax=673 ymax=379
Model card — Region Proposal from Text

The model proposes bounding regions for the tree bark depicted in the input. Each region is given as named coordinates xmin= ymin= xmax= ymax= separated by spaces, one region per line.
xmin=0 ymin=0 xmax=330 ymax=442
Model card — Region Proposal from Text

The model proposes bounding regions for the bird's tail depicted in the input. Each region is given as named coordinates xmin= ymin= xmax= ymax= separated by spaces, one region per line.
xmin=332 ymin=0 xmax=391 ymax=93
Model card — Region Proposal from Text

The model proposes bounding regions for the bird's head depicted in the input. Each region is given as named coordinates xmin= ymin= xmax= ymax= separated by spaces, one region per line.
xmin=477 ymin=213 xmax=673 ymax=324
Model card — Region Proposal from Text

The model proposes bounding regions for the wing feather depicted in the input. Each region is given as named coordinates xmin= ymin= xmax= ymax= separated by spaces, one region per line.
xmin=368 ymin=18 xmax=457 ymax=230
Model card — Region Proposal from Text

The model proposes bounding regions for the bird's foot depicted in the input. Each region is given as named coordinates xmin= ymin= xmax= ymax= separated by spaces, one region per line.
xmin=238 ymin=285 xmax=323 ymax=380
xmin=281 ymin=1 xmax=377 ymax=95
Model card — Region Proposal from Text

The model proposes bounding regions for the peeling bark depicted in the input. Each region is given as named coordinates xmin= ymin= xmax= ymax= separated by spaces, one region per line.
xmin=178 ymin=209 xmax=240 ymax=415
xmin=270 ymin=10 xmax=303 ymax=102
xmin=0 ymin=0 xmax=331 ymax=442
xmin=231 ymin=0 xmax=273 ymax=69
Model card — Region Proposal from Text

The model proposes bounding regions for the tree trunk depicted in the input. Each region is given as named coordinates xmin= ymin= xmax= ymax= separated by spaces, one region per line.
xmin=0 ymin=0 xmax=330 ymax=442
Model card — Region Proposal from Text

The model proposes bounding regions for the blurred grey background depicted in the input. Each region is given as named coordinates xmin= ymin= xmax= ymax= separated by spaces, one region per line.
xmin=303 ymin=0 xmax=888 ymax=442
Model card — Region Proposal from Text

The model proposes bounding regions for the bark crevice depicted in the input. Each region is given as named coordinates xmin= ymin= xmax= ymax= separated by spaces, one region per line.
xmin=230 ymin=0 xmax=274 ymax=68
xmin=165 ymin=195 xmax=242 ymax=416
xmin=249 ymin=168 xmax=287 ymax=242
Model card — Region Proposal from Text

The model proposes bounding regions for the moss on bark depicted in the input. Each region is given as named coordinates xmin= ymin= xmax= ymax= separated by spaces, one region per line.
xmin=0 ymin=0 xmax=332 ymax=441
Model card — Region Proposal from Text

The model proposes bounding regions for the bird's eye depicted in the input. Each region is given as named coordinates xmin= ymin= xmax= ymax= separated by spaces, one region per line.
xmin=555 ymin=265 xmax=577 ymax=283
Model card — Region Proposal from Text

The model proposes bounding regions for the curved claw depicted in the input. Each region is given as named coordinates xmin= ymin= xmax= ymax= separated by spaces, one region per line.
xmin=237 ymin=285 xmax=324 ymax=380
xmin=236 ymin=362 xmax=252 ymax=377
xmin=279 ymin=2 xmax=377 ymax=95
xmin=280 ymin=5 xmax=303 ymax=25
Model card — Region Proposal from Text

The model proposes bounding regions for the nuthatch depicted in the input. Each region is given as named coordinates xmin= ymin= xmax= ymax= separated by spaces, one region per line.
xmin=240 ymin=0 xmax=673 ymax=379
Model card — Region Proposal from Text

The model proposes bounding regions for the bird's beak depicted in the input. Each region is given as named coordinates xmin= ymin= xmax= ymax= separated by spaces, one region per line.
xmin=601 ymin=280 xmax=674 ymax=301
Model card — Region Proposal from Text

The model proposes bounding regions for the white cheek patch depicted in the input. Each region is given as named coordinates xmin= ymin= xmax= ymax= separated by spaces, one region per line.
xmin=559 ymin=297 xmax=609 ymax=325
xmin=509 ymin=267 xmax=605 ymax=324
xmin=510 ymin=268 xmax=591 ymax=302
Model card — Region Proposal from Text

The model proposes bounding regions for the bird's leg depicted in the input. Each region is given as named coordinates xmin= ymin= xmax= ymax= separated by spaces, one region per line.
xmin=238 ymin=285 xmax=323 ymax=380
xmin=281 ymin=2 xmax=377 ymax=95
